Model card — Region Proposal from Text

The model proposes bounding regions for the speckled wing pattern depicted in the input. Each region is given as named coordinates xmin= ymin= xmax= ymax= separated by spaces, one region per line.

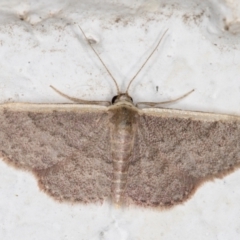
xmin=126 ymin=109 xmax=240 ymax=207
xmin=1 ymin=104 xmax=240 ymax=207
xmin=0 ymin=104 xmax=112 ymax=203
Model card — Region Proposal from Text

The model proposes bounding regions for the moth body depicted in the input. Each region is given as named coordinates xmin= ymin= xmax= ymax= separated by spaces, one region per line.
xmin=109 ymin=94 xmax=138 ymax=204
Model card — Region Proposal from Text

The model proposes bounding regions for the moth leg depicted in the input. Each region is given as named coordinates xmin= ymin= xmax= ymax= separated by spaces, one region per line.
xmin=50 ymin=85 xmax=111 ymax=106
xmin=136 ymin=89 xmax=194 ymax=108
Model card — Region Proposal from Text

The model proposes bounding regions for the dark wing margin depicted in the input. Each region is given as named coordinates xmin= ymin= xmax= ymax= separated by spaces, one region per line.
xmin=0 ymin=103 xmax=112 ymax=203
xmin=127 ymin=108 xmax=240 ymax=208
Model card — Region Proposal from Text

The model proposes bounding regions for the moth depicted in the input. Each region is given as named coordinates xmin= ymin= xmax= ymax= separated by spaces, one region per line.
xmin=0 ymin=27 xmax=240 ymax=208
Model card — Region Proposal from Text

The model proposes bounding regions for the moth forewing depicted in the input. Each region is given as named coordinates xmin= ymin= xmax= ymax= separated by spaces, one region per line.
xmin=125 ymin=107 xmax=240 ymax=207
xmin=0 ymin=103 xmax=112 ymax=203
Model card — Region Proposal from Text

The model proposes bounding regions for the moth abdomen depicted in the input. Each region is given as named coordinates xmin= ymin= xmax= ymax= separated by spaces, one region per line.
xmin=109 ymin=105 xmax=138 ymax=205
xmin=111 ymin=134 xmax=134 ymax=205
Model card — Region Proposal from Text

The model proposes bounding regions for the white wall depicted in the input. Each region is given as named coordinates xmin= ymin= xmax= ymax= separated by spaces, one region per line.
xmin=0 ymin=1 xmax=240 ymax=239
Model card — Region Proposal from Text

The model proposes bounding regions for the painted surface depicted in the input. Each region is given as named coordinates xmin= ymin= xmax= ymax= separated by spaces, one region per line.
xmin=0 ymin=0 xmax=240 ymax=239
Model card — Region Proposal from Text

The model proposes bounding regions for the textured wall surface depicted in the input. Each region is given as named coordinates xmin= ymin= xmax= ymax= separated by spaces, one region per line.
xmin=0 ymin=0 xmax=240 ymax=239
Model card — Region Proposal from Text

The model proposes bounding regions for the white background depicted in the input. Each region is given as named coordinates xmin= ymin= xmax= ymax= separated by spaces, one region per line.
xmin=0 ymin=0 xmax=240 ymax=239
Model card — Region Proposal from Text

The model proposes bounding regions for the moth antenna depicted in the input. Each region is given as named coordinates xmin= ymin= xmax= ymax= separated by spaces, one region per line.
xmin=126 ymin=29 xmax=168 ymax=95
xmin=78 ymin=25 xmax=120 ymax=95
xmin=50 ymin=85 xmax=111 ymax=106
xmin=136 ymin=89 xmax=194 ymax=108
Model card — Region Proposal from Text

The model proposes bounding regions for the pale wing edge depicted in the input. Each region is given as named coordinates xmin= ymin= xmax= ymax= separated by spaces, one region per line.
xmin=141 ymin=108 xmax=240 ymax=122
xmin=0 ymin=103 xmax=108 ymax=113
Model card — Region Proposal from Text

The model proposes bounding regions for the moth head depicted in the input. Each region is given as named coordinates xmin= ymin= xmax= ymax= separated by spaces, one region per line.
xmin=112 ymin=94 xmax=133 ymax=105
